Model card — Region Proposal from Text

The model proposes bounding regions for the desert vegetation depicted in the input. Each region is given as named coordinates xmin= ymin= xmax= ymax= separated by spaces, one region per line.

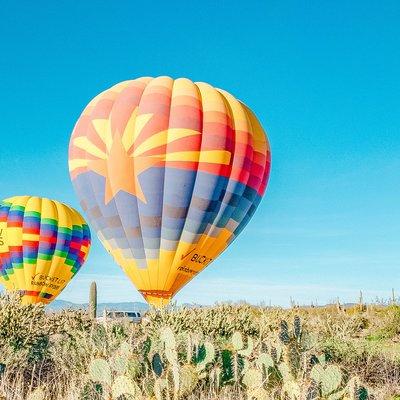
xmin=0 ymin=294 xmax=400 ymax=399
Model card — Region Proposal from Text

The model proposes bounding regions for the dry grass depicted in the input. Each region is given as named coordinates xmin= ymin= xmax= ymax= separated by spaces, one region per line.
xmin=0 ymin=294 xmax=399 ymax=399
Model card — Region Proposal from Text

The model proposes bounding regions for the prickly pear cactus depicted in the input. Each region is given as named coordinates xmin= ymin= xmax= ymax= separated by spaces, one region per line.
xmin=118 ymin=341 xmax=131 ymax=357
xmin=154 ymin=377 xmax=167 ymax=400
xmin=165 ymin=345 xmax=178 ymax=366
xmin=195 ymin=341 xmax=215 ymax=373
xmin=278 ymin=361 xmax=294 ymax=382
xmin=152 ymin=353 xmax=164 ymax=377
xmin=179 ymin=364 xmax=199 ymax=396
xmin=242 ymin=367 xmax=263 ymax=390
xmin=238 ymin=336 xmax=254 ymax=357
xmin=293 ymin=315 xmax=302 ymax=340
xmin=310 ymin=364 xmax=342 ymax=397
xmin=279 ymin=320 xmax=290 ymax=345
xmin=347 ymin=377 xmax=370 ymax=400
xmin=160 ymin=326 xmax=176 ymax=350
xmin=111 ymin=375 xmax=141 ymax=398
xmin=243 ymin=368 xmax=268 ymax=400
xmin=88 ymin=358 xmax=112 ymax=386
xmin=232 ymin=331 xmax=244 ymax=351
xmin=281 ymin=380 xmax=301 ymax=400
xmin=256 ymin=353 xmax=274 ymax=374
xmin=110 ymin=354 xmax=128 ymax=375
xmin=221 ymin=349 xmax=234 ymax=383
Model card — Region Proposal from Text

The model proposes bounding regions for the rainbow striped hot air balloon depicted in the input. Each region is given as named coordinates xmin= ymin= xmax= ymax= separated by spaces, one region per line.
xmin=69 ymin=76 xmax=271 ymax=306
xmin=0 ymin=196 xmax=91 ymax=304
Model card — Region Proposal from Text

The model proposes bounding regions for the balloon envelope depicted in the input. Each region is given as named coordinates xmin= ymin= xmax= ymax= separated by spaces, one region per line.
xmin=0 ymin=196 xmax=91 ymax=304
xmin=69 ymin=76 xmax=271 ymax=306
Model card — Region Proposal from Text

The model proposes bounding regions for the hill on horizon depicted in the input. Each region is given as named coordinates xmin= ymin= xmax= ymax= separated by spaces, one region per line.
xmin=47 ymin=299 xmax=149 ymax=314
xmin=46 ymin=299 xmax=363 ymax=315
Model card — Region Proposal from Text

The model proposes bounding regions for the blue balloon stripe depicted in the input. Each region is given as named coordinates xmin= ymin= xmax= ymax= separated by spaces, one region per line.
xmin=74 ymin=166 xmax=262 ymax=265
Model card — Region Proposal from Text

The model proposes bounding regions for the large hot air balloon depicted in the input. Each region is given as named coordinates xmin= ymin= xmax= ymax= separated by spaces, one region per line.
xmin=0 ymin=196 xmax=91 ymax=304
xmin=69 ymin=76 xmax=271 ymax=306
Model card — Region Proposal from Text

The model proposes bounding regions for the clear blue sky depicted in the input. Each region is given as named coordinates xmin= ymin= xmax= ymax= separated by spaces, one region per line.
xmin=1 ymin=1 xmax=399 ymax=305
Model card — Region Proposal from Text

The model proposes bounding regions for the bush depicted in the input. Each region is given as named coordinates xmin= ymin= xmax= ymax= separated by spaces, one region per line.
xmin=0 ymin=293 xmax=49 ymax=361
xmin=0 ymin=294 xmax=397 ymax=399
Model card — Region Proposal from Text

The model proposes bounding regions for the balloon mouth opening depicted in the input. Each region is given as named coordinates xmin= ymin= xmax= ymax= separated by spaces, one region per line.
xmin=139 ymin=289 xmax=172 ymax=307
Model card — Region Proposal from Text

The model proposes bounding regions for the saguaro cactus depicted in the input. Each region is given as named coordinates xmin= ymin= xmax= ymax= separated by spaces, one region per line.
xmin=89 ymin=281 xmax=97 ymax=319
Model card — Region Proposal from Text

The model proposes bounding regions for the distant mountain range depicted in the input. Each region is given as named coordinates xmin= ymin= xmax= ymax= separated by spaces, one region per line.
xmin=47 ymin=299 xmax=149 ymax=314
xmin=46 ymin=299 xmax=361 ymax=314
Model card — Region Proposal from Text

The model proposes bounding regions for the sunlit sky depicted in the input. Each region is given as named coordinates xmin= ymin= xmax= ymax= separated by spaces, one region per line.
xmin=1 ymin=1 xmax=399 ymax=305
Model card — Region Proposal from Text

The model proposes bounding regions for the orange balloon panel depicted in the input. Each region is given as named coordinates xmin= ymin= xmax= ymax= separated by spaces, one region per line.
xmin=69 ymin=77 xmax=270 ymax=306
xmin=0 ymin=196 xmax=91 ymax=304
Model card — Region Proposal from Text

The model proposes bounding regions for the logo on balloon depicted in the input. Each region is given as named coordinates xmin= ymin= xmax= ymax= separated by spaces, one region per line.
xmin=31 ymin=273 xmax=66 ymax=291
xmin=190 ymin=253 xmax=213 ymax=265
xmin=177 ymin=266 xmax=196 ymax=275
xmin=177 ymin=254 xmax=214 ymax=276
